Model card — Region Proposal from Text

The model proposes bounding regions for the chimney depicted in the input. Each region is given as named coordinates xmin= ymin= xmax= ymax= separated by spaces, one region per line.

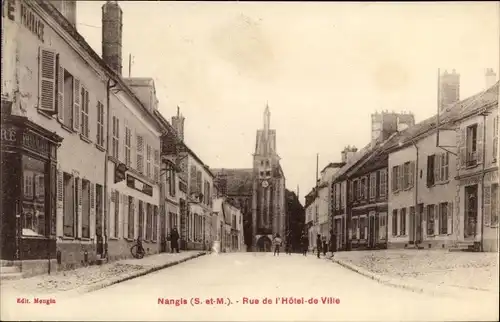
xmin=171 ymin=106 xmax=185 ymax=141
xmin=102 ymin=1 xmax=123 ymax=75
xmin=341 ymin=146 xmax=357 ymax=163
xmin=439 ymin=69 xmax=460 ymax=112
xmin=485 ymin=68 xmax=497 ymax=89
xmin=50 ymin=1 xmax=77 ymax=26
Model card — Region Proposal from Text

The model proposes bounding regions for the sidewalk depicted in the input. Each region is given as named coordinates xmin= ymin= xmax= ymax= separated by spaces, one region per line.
xmin=330 ymin=249 xmax=499 ymax=299
xmin=1 ymin=251 xmax=206 ymax=298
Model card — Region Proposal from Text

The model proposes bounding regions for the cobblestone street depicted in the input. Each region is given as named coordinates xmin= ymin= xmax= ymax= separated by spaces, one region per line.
xmin=1 ymin=253 xmax=498 ymax=321
xmin=333 ymin=249 xmax=499 ymax=292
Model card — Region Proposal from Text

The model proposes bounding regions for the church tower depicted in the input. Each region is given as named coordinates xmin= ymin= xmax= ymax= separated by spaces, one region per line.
xmin=252 ymin=104 xmax=286 ymax=251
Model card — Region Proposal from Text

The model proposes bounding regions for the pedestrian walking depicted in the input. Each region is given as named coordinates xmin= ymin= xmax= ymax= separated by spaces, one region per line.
xmin=316 ymin=234 xmax=322 ymax=258
xmin=170 ymin=227 xmax=180 ymax=253
xmin=322 ymin=236 xmax=328 ymax=256
xmin=273 ymin=234 xmax=283 ymax=256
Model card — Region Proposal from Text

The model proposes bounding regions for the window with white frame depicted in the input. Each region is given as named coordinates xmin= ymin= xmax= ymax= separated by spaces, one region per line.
xmin=80 ymin=87 xmax=89 ymax=139
xmin=112 ymin=116 xmax=119 ymax=159
xmin=125 ymin=127 xmax=131 ymax=167
xmin=403 ymin=162 xmax=410 ymax=189
xmin=96 ymin=101 xmax=105 ymax=147
xmin=439 ymin=202 xmax=448 ymax=235
xmin=466 ymin=124 xmax=478 ymax=165
xmin=440 ymin=153 xmax=449 ymax=182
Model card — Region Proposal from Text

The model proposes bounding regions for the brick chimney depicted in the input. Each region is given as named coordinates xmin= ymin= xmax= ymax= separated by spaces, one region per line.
xmin=439 ymin=69 xmax=460 ymax=112
xmin=371 ymin=111 xmax=414 ymax=146
xmin=171 ymin=106 xmax=185 ymax=141
xmin=102 ymin=1 xmax=123 ymax=75
xmin=485 ymin=68 xmax=497 ymax=89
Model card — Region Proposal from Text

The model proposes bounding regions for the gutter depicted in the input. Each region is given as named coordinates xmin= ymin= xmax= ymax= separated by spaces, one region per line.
xmin=480 ymin=113 xmax=487 ymax=252
xmin=103 ymin=78 xmax=117 ymax=259
xmin=411 ymin=140 xmax=420 ymax=248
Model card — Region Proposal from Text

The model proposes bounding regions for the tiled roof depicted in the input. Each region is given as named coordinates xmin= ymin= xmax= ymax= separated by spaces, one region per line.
xmin=211 ymin=168 xmax=254 ymax=196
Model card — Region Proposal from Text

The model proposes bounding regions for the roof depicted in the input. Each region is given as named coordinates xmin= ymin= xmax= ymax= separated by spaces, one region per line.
xmin=154 ymin=110 xmax=215 ymax=178
xmin=211 ymin=168 xmax=254 ymax=196
xmin=124 ymin=77 xmax=156 ymax=87
xmin=37 ymin=2 xmax=165 ymax=133
xmin=321 ymin=162 xmax=346 ymax=173
xmin=383 ymin=81 xmax=499 ymax=153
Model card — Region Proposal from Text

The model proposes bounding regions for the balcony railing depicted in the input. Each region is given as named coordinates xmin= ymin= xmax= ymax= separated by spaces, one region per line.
xmin=466 ymin=151 xmax=478 ymax=167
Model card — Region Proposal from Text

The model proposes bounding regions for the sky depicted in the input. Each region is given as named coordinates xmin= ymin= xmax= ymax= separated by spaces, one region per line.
xmin=76 ymin=1 xmax=499 ymax=205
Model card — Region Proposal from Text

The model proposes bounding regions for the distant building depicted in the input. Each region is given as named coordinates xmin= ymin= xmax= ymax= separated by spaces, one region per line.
xmin=212 ymin=105 xmax=286 ymax=251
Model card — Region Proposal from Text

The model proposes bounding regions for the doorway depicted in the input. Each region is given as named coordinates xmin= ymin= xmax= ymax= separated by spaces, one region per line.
xmin=464 ymin=185 xmax=478 ymax=239
xmin=415 ymin=204 xmax=423 ymax=244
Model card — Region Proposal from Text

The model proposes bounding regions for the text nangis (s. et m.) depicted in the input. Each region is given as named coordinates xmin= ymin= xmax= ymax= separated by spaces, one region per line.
xmin=158 ymin=296 xmax=341 ymax=307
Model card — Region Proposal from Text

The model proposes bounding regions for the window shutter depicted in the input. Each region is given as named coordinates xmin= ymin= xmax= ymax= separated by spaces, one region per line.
xmin=38 ymin=48 xmax=57 ymax=114
xmin=189 ymin=165 xmax=197 ymax=195
xmin=409 ymin=161 xmax=415 ymax=187
xmin=133 ymin=199 xmax=138 ymax=239
xmin=56 ymin=169 xmax=64 ymax=237
xmin=397 ymin=166 xmax=403 ymax=191
xmin=434 ymin=204 xmax=439 ymax=234
xmin=447 ymin=202 xmax=453 ymax=234
xmin=90 ymin=183 xmax=96 ymax=239
xmin=477 ymin=123 xmax=484 ymax=164
xmin=77 ymin=178 xmax=83 ymax=238
xmin=57 ymin=64 xmax=64 ymax=121
xmin=483 ymin=185 xmax=491 ymax=227
xmin=73 ymin=78 xmax=81 ymax=131
xmin=458 ymin=128 xmax=466 ymax=169
xmin=123 ymin=195 xmax=129 ymax=239
xmin=364 ymin=177 xmax=368 ymax=199
xmin=434 ymin=155 xmax=441 ymax=183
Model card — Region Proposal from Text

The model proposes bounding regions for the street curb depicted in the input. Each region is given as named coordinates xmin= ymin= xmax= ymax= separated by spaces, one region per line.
xmin=331 ymin=257 xmax=494 ymax=299
xmin=73 ymin=252 xmax=206 ymax=296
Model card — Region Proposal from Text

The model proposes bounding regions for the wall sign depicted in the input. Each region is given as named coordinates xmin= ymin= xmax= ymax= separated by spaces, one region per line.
xmin=126 ymin=174 xmax=153 ymax=197
xmin=1 ymin=127 xmax=17 ymax=143
xmin=3 ymin=0 xmax=45 ymax=43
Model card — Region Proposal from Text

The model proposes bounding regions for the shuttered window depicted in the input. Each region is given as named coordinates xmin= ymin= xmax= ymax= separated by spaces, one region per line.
xmin=39 ymin=48 xmax=57 ymax=114
xmin=439 ymin=202 xmax=448 ymax=235
xmin=493 ymin=116 xmax=498 ymax=162
xmin=137 ymin=135 xmax=144 ymax=174
xmin=138 ymin=200 xmax=144 ymax=238
xmin=125 ymin=127 xmax=132 ymax=167
xmin=369 ymin=172 xmax=376 ymax=199
xmin=153 ymin=206 xmax=158 ymax=242
xmin=399 ymin=208 xmax=406 ymax=236
xmin=392 ymin=166 xmax=399 ymax=192
xmin=112 ymin=116 xmax=119 ymax=159
xmin=146 ymin=144 xmax=152 ymax=179
xmin=391 ymin=209 xmax=398 ymax=236
xmin=63 ymin=173 xmax=75 ymax=237
xmin=114 ymin=191 xmax=120 ymax=238
xmin=379 ymin=169 xmax=387 ymax=198
xmin=154 ymin=149 xmax=160 ymax=183
xmin=426 ymin=205 xmax=435 ymax=236
xmin=62 ymin=70 xmax=74 ymax=129
xmin=146 ymin=203 xmax=152 ymax=241
xmin=128 ymin=196 xmax=135 ymax=239
xmin=73 ymin=79 xmax=81 ymax=131
xmin=82 ymin=180 xmax=91 ymax=238
xmin=189 ymin=165 xmax=197 ymax=195
xmin=80 ymin=87 xmax=90 ymax=139
xmin=96 ymin=102 xmax=105 ymax=147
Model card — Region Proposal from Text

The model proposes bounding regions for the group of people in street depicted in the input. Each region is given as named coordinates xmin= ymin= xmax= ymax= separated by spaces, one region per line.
xmin=299 ymin=229 xmax=337 ymax=258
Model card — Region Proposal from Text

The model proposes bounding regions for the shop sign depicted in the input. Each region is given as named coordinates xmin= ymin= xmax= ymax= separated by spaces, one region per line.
xmin=126 ymin=174 xmax=153 ymax=197
xmin=3 ymin=0 xmax=45 ymax=43
xmin=1 ymin=126 xmax=17 ymax=143
xmin=22 ymin=130 xmax=50 ymax=157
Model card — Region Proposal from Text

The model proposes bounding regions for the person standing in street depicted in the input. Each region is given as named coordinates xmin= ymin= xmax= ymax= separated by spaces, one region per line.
xmin=316 ymin=234 xmax=322 ymax=258
xmin=300 ymin=233 xmax=308 ymax=256
xmin=329 ymin=229 xmax=337 ymax=258
xmin=170 ymin=227 xmax=180 ymax=253
xmin=322 ymin=236 xmax=328 ymax=256
xmin=273 ymin=234 xmax=283 ymax=256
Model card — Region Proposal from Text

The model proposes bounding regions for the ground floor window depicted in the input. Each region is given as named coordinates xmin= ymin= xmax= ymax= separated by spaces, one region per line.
xmin=491 ymin=184 xmax=499 ymax=226
xmin=352 ymin=217 xmax=359 ymax=239
xmin=63 ymin=172 xmax=75 ymax=237
xmin=153 ymin=206 xmax=158 ymax=242
xmin=21 ymin=155 xmax=47 ymax=237
xmin=427 ymin=205 xmax=435 ymax=236
xmin=392 ymin=209 xmax=398 ymax=236
xmin=400 ymin=208 xmax=406 ymax=236
xmin=359 ymin=216 xmax=366 ymax=239
xmin=379 ymin=212 xmax=387 ymax=240
xmin=439 ymin=202 xmax=448 ymax=235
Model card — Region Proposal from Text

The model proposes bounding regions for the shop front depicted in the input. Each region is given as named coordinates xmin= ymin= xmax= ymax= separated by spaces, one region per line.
xmin=1 ymin=111 xmax=63 ymax=264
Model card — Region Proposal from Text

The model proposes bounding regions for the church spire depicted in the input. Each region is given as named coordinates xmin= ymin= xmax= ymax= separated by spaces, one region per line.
xmin=264 ymin=102 xmax=270 ymax=135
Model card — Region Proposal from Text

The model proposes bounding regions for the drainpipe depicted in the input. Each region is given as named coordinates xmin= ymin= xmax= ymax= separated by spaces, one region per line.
xmin=411 ymin=140 xmax=419 ymax=248
xmin=480 ymin=112 xmax=487 ymax=252
xmin=103 ymin=78 xmax=117 ymax=259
